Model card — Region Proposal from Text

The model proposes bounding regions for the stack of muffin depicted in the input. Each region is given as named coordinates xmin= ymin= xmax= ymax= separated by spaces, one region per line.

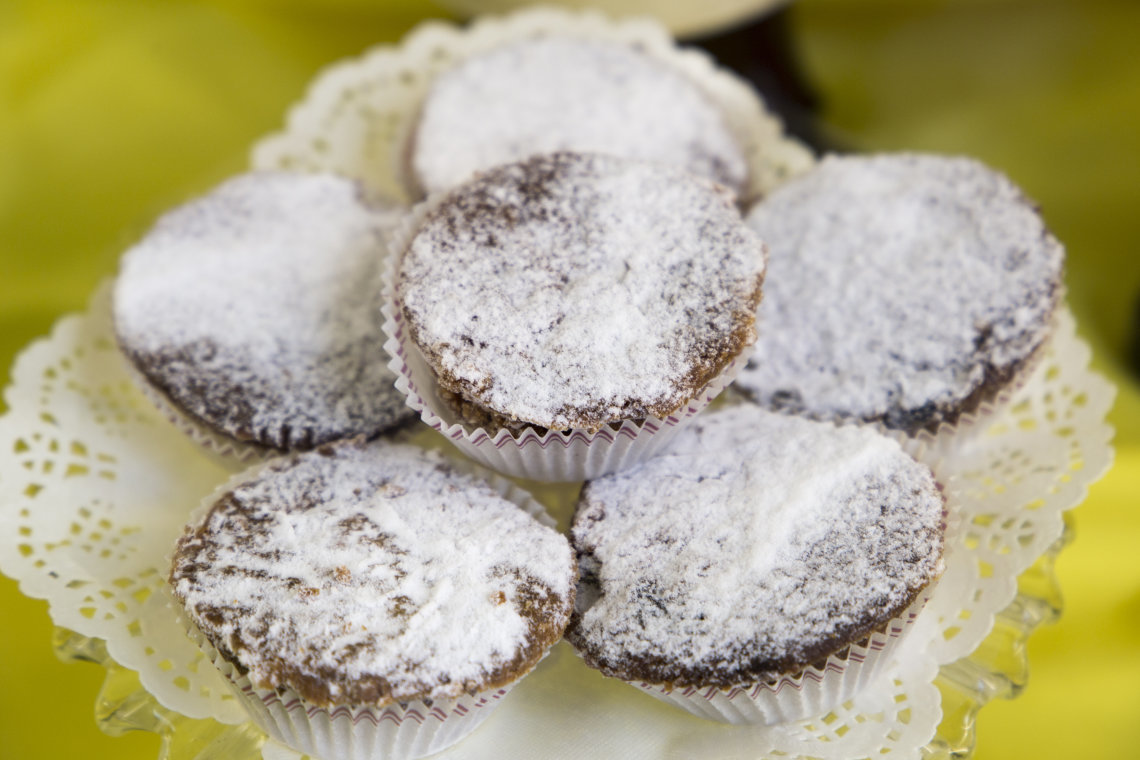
xmin=111 ymin=17 xmax=1064 ymax=760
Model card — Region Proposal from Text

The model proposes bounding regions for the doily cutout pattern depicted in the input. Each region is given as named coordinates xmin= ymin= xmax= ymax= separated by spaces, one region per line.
xmin=0 ymin=285 xmax=246 ymax=725
xmin=906 ymin=308 xmax=1113 ymax=669
xmin=0 ymin=283 xmax=1113 ymax=760
xmin=249 ymin=6 xmax=814 ymax=204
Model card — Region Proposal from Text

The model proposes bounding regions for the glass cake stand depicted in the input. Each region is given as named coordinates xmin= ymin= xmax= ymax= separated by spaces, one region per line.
xmin=0 ymin=8 xmax=1118 ymax=760
xmin=47 ymin=521 xmax=1075 ymax=760
xmin=0 ymin=285 xmax=1113 ymax=760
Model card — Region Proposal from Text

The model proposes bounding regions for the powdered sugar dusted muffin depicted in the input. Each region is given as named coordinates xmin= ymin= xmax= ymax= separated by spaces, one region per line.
xmin=409 ymin=36 xmax=749 ymax=198
xmin=114 ymin=171 xmax=414 ymax=453
xmin=398 ymin=152 xmax=767 ymax=435
xmin=171 ymin=438 xmax=575 ymax=758
xmin=568 ymin=405 xmax=945 ymax=723
xmin=735 ymin=153 xmax=1065 ymax=433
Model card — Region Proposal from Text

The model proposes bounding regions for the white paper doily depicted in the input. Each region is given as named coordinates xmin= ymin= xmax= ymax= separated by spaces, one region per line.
xmin=0 ymin=283 xmax=1114 ymax=760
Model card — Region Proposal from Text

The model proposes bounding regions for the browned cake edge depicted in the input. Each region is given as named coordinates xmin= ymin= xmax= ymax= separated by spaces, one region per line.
xmin=400 ymin=276 xmax=763 ymax=436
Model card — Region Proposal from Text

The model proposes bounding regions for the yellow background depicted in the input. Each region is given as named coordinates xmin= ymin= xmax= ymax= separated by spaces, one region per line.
xmin=1 ymin=0 xmax=1138 ymax=758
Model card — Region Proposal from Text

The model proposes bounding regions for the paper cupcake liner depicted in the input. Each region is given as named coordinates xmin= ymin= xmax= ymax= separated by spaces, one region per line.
xmin=381 ymin=193 xmax=751 ymax=483
xmin=251 ymin=6 xmax=813 ymax=206
xmin=167 ymin=443 xmax=558 ymax=760
xmin=177 ymin=612 xmax=513 ymax=760
xmin=631 ymin=588 xmax=934 ymax=725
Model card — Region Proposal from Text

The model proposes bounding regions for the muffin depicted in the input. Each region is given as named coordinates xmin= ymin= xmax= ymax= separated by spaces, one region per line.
xmin=170 ymin=438 xmax=576 ymax=760
xmin=734 ymin=153 xmax=1065 ymax=434
xmin=113 ymin=171 xmax=415 ymax=456
xmin=567 ymin=405 xmax=945 ymax=724
xmin=396 ymin=151 xmax=767 ymax=438
xmin=408 ymin=36 xmax=750 ymax=198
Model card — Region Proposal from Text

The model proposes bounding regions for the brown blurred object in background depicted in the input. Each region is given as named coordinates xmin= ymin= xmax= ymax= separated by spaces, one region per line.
xmin=690 ymin=5 xmax=836 ymax=152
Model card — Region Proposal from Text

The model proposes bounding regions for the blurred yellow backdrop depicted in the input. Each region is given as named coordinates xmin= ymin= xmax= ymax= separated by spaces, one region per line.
xmin=1 ymin=1 xmax=1137 ymax=758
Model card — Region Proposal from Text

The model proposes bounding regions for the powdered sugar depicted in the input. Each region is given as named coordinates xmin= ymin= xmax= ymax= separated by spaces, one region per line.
xmin=736 ymin=153 xmax=1064 ymax=431
xmin=171 ymin=439 xmax=575 ymax=706
xmin=399 ymin=152 xmax=767 ymax=431
xmin=113 ymin=171 xmax=414 ymax=449
xmin=569 ymin=405 xmax=944 ymax=686
xmin=410 ymin=37 xmax=749 ymax=197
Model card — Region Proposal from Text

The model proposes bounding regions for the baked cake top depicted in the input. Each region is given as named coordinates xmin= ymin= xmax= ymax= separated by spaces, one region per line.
xmin=411 ymin=36 xmax=748 ymax=197
xmin=170 ymin=439 xmax=576 ymax=707
xmin=113 ymin=171 xmax=414 ymax=450
xmin=399 ymin=152 xmax=767 ymax=432
xmin=568 ymin=405 xmax=945 ymax=687
xmin=736 ymin=153 xmax=1064 ymax=432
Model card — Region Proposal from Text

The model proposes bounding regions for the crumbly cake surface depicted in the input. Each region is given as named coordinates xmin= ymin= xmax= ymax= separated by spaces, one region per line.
xmin=171 ymin=439 xmax=576 ymax=707
xmin=410 ymin=37 xmax=748 ymax=197
xmin=399 ymin=152 xmax=767 ymax=432
xmin=113 ymin=171 xmax=414 ymax=451
xmin=567 ymin=405 xmax=945 ymax=687
xmin=736 ymin=153 xmax=1064 ymax=432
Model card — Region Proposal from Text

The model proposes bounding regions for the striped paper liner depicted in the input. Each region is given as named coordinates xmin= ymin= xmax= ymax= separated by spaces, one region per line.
xmin=631 ymin=588 xmax=933 ymax=725
xmin=181 ymin=618 xmax=514 ymax=760
xmin=234 ymin=676 xmax=512 ymax=760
